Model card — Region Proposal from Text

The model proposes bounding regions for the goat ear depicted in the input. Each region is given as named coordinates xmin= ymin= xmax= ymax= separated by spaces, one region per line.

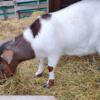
xmin=1 ymin=49 xmax=14 ymax=64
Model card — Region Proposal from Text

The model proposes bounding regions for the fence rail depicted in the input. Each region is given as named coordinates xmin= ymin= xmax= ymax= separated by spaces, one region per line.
xmin=0 ymin=0 xmax=48 ymax=20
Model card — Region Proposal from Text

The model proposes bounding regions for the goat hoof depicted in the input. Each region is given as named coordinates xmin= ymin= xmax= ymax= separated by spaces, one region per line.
xmin=33 ymin=72 xmax=43 ymax=78
xmin=43 ymin=79 xmax=54 ymax=88
xmin=43 ymin=84 xmax=50 ymax=88
xmin=35 ymin=72 xmax=43 ymax=77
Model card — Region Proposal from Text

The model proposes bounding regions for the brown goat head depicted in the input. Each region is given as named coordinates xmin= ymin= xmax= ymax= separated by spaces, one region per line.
xmin=0 ymin=49 xmax=18 ymax=78
xmin=0 ymin=34 xmax=35 ymax=79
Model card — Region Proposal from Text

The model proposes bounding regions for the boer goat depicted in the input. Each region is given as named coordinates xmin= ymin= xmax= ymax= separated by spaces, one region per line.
xmin=0 ymin=0 xmax=100 ymax=88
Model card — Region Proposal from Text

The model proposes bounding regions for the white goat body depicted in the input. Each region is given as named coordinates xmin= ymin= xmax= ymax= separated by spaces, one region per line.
xmin=23 ymin=0 xmax=100 ymax=87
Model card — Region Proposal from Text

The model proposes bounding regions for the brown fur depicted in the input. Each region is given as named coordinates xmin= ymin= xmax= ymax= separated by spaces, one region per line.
xmin=30 ymin=14 xmax=51 ymax=38
xmin=48 ymin=66 xmax=53 ymax=72
xmin=30 ymin=19 xmax=41 ymax=37
xmin=1 ymin=49 xmax=14 ymax=64
xmin=41 ymin=14 xmax=51 ymax=20
xmin=0 ymin=34 xmax=35 ymax=77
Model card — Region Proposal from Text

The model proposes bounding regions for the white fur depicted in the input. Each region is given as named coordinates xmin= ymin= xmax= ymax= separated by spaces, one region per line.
xmin=23 ymin=0 xmax=100 ymax=85
xmin=48 ymin=72 xmax=55 ymax=80
xmin=23 ymin=27 xmax=34 ymax=43
xmin=35 ymin=58 xmax=45 ymax=76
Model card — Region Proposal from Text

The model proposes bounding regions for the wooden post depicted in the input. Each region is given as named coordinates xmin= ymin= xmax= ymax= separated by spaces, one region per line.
xmin=54 ymin=0 xmax=61 ymax=11
xmin=60 ymin=0 xmax=81 ymax=8
xmin=49 ymin=0 xmax=81 ymax=12
xmin=3 ymin=7 xmax=8 ymax=20
xmin=46 ymin=0 xmax=49 ymax=13
xmin=49 ymin=0 xmax=54 ymax=12
xmin=37 ymin=0 xmax=40 ymax=10
xmin=49 ymin=0 xmax=61 ymax=12
xmin=13 ymin=0 xmax=19 ymax=19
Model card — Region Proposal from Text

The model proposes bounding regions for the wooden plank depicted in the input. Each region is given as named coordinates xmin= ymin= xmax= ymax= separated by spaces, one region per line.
xmin=16 ymin=1 xmax=38 ymax=5
xmin=39 ymin=0 xmax=47 ymax=2
xmin=15 ymin=0 xmax=37 ymax=2
xmin=0 ymin=15 xmax=4 ymax=20
xmin=39 ymin=8 xmax=47 ymax=11
xmin=0 ymin=8 xmax=15 ymax=15
xmin=0 ymin=1 xmax=14 ymax=6
xmin=7 ymin=8 xmax=15 ymax=13
xmin=0 ymin=10 xmax=3 ymax=13
xmin=0 ymin=0 xmax=48 ymax=20
xmin=16 ymin=4 xmax=47 ymax=11
xmin=16 ymin=5 xmax=38 ymax=11
xmin=39 ymin=3 xmax=48 ymax=8
xmin=0 ymin=6 xmax=14 ymax=11
xmin=7 ymin=14 xmax=16 ymax=19
xmin=0 ymin=96 xmax=57 ymax=100
xmin=0 ymin=12 xmax=16 ymax=20
xmin=18 ymin=9 xmax=37 ymax=13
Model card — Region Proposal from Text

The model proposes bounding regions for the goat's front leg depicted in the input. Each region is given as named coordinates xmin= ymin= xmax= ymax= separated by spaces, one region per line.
xmin=35 ymin=58 xmax=45 ymax=77
xmin=44 ymin=55 xmax=60 ymax=88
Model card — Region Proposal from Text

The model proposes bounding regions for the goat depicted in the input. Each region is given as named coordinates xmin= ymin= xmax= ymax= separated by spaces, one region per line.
xmin=0 ymin=0 xmax=100 ymax=88
xmin=0 ymin=40 xmax=13 ymax=55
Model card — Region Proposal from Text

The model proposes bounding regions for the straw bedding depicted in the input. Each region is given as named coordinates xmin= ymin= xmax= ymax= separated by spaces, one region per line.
xmin=0 ymin=11 xmax=100 ymax=100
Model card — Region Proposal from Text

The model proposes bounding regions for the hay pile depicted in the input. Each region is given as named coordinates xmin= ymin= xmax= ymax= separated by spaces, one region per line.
xmin=0 ymin=11 xmax=100 ymax=100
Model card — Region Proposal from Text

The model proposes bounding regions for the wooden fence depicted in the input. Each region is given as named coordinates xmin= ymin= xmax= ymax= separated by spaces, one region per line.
xmin=0 ymin=0 xmax=48 ymax=20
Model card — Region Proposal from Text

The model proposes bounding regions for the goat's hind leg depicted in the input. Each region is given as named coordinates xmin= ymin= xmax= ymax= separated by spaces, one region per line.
xmin=44 ymin=55 xmax=60 ymax=88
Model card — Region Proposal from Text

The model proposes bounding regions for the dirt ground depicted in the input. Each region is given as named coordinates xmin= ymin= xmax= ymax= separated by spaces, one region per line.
xmin=0 ymin=11 xmax=100 ymax=100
